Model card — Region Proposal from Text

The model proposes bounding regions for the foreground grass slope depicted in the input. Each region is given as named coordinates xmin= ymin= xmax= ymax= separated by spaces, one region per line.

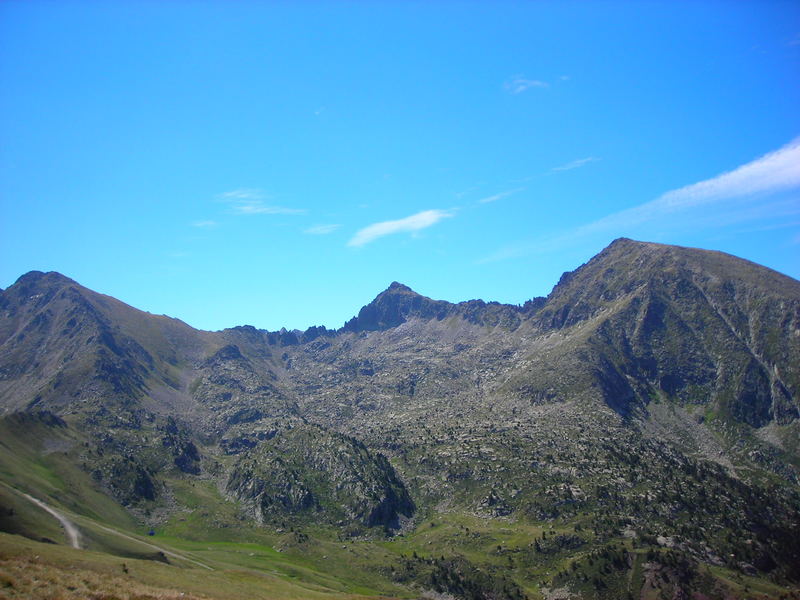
xmin=0 ymin=532 xmax=399 ymax=600
xmin=2 ymin=429 xmax=798 ymax=600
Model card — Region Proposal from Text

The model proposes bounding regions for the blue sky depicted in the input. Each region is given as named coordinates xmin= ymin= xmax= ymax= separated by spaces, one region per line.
xmin=1 ymin=1 xmax=799 ymax=332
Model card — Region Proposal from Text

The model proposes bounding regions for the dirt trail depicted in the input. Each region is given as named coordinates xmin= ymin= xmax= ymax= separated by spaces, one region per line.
xmin=5 ymin=484 xmax=212 ymax=571
xmin=20 ymin=492 xmax=81 ymax=549
xmin=89 ymin=522 xmax=213 ymax=570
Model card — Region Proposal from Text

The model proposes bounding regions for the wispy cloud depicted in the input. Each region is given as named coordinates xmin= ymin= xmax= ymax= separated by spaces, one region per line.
xmin=304 ymin=224 xmax=340 ymax=235
xmin=232 ymin=204 xmax=307 ymax=215
xmin=348 ymin=209 xmax=453 ymax=247
xmin=478 ymin=188 xmax=525 ymax=204
xmin=191 ymin=220 xmax=217 ymax=228
xmin=219 ymin=188 xmax=264 ymax=201
xmin=570 ymin=137 xmax=800 ymax=234
xmin=551 ymin=157 xmax=600 ymax=172
xmin=218 ymin=188 xmax=307 ymax=216
xmin=480 ymin=137 xmax=800 ymax=263
xmin=650 ymin=138 xmax=800 ymax=209
xmin=504 ymin=76 xmax=549 ymax=94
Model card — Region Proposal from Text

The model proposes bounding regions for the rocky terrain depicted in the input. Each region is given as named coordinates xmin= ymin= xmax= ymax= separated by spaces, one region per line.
xmin=1 ymin=238 xmax=799 ymax=599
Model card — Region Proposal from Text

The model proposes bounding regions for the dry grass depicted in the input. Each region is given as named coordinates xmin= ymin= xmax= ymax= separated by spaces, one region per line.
xmin=0 ymin=555 xmax=209 ymax=600
xmin=0 ymin=532 xmax=399 ymax=600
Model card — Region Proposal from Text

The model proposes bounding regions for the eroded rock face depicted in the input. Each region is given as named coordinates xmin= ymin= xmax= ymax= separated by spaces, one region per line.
xmin=226 ymin=423 xmax=414 ymax=532
xmin=341 ymin=282 xmax=452 ymax=332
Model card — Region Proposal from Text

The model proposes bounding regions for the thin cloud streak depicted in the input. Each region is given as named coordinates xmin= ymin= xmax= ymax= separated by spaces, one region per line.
xmin=654 ymin=137 xmax=800 ymax=208
xmin=551 ymin=157 xmax=600 ymax=172
xmin=219 ymin=188 xmax=265 ymax=201
xmin=504 ymin=77 xmax=549 ymax=94
xmin=348 ymin=209 xmax=453 ymax=247
xmin=232 ymin=204 xmax=307 ymax=215
xmin=191 ymin=220 xmax=217 ymax=228
xmin=304 ymin=224 xmax=340 ymax=235
xmin=478 ymin=188 xmax=525 ymax=204
xmin=218 ymin=188 xmax=306 ymax=216
xmin=480 ymin=136 xmax=800 ymax=263
xmin=582 ymin=137 xmax=800 ymax=234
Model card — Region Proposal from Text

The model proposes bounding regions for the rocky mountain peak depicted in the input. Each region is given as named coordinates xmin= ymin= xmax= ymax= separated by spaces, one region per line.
xmin=372 ymin=281 xmax=421 ymax=304
xmin=2 ymin=271 xmax=77 ymax=303
xmin=12 ymin=270 xmax=76 ymax=289
xmin=341 ymin=282 xmax=453 ymax=332
xmin=386 ymin=281 xmax=413 ymax=292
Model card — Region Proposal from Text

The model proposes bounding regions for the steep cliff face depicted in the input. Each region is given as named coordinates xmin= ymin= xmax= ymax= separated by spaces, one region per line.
xmin=341 ymin=281 xmax=452 ymax=332
xmin=525 ymin=238 xmax=800 ymax=424
xmin=226 ymin=423 xmax=414 ymax=532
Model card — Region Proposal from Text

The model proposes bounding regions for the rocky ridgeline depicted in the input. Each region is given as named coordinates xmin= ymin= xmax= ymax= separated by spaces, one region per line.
xmin=1 ymin=238 xmax=799 ymax=594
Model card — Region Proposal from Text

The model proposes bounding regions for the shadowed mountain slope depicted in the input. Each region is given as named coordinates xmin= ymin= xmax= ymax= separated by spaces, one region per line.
xmin=0 ymin=271 xmax=214 ymax=415
xmin=524 ymin=238 xmax=800 ymax=423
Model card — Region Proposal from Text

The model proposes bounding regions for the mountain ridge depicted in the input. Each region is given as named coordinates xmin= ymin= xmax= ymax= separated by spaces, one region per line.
xmin=1 ymin=238 xmax=799 ymax=599
xmin=6 ymin=238 xmax=796 ymax=338
xmin=2 ymin=238 xmax=798 ymax=430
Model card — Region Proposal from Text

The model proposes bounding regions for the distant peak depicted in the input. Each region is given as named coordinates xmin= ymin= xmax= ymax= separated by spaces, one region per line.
xmin=386 ymin=282 xmax=413 ymax=293
xmin=14 ymin=271 xmax=76 ymax=288
xmin=595 ymin=237 xmax=650 ymax=259
xmin=609 ymin=237 xmax=634 ymax=246
xmin=15 ymin=270 xmax=48 ymax=284
xmin=605 ymin=237 xmax=649 ymax=251
xmin=341 ymin=283 xmax=450 ymax=332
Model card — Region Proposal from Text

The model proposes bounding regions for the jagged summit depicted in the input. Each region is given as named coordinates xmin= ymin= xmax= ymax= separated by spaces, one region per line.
xmin=341 ymin=282 xmax=452 ymax=332
xmin=385 ymin=281 xmax=414 ymax=292
xmin=371 ymin=281 xmax=425 ymax=304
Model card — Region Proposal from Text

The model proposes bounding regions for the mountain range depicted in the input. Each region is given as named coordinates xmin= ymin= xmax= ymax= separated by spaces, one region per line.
xmin=0 ymin=238 xmax=798 ymax=600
